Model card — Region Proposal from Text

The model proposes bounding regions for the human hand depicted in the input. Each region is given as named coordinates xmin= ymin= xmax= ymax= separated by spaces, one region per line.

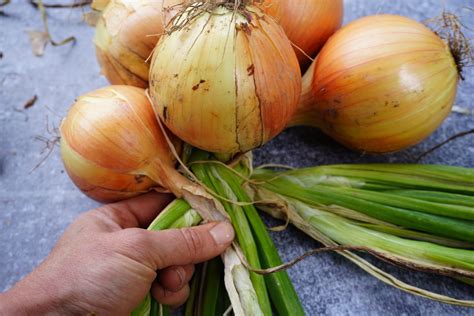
xmin=0 ymin=192 xmax=234 ymax=315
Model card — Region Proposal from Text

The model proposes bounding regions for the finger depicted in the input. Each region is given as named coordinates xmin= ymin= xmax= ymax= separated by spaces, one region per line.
xmin=149 ymin=221 xmax=234 ymax=268
xmin=96 ymin=192 xmax=174 ymax=229
xmin=112 ymin=221 xmax=234 ymax=269
xmin=158 ymin=264 xmax=194 ymax=292
xmin=151 ymin=282 xmax=190 ymax=307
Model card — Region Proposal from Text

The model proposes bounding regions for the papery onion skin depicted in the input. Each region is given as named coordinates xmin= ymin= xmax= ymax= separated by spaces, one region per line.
xmin=91 ymin=0 xmax=110 ymax=11
xmin=94 ymin=0 xmax=180 ymax=88
xmin=60 ymin=85 xmax=182 ymax=202
xmin=295 ymin=14 xmax=459 ymax=153
xmin=149 ymin=5 xmax=301 ymax=154
xmin=260 ymin=0 xmax=343 ymax=69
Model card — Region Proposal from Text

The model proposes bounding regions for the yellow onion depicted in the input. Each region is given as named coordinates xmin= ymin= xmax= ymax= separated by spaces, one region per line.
xmin=94 ymin=0 xmax=181 ymax=88
xmin=292 ymin=15 xmax=459 ymax=153
xmin=149 ymin=3 xmax=301 ymax=154
xmin=260 ymin=0 xmax=343 ymax=69
xmin=60 ymin=85 xmax=185 ymax=203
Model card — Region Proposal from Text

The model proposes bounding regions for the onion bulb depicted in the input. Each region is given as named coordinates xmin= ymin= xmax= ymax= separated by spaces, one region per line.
xmin=94 ymin=0 xmax=180 ymax=88
xmin=292 ymin=15 xmax=460 ymax=153
xmin=260 ymin=0 xmax=343 ymax=69
xmin=60 ymin=85 xmax=185 ymax=202
xmin=149 ymin=3 xmax=301 ymax=154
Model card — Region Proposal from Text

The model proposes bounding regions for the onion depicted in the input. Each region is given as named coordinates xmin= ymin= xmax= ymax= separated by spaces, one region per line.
xmin=149 ymin=3 xmax=301 ymax=154
xmin=292 ymin=15 xmax=460 ymax=153
xmin=94 ymin=0 xmax=180 ymax=88
xmin=60 ymin=85 xmax=185 ymax=202
xmin=260 ymin=0 xmax=343 ymax=69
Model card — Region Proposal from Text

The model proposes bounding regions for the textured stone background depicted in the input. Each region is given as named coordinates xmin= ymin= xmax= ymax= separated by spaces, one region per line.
xmin=0 ymin=1 xmax=473 ymax=315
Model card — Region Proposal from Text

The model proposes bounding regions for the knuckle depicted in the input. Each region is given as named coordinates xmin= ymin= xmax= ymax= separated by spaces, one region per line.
xmin=179 ymin=228 xmax=204 ymax=261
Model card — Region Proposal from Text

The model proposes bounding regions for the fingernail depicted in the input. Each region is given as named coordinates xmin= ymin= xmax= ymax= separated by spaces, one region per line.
xmin=209 ymin=222 xmax=234 ymax=245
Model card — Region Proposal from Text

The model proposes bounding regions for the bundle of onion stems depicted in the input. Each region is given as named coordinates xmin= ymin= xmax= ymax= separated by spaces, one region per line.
xmin=250 ymin=165 xmax=474 ymax=303
xmin=55 ymin=0 xmax=474 ymax=314
xmin=131 ymin=160 xmax=474 ymax=314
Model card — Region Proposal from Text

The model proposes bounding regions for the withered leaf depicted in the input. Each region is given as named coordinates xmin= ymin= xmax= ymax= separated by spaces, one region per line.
xmin=27 ymin=30 xmax=49 ymax=56
xmin=24 ymin=95 xmax=38 ymax=110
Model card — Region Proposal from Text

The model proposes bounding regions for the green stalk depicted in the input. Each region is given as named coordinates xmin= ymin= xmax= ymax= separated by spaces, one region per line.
xmin=284 ymin=164 xmax=474 ymax=194
xmin=148 ymin=199 xmax=194 ymax=231
xmin=185 ymin=264 xmax=203 ymax=316
xmin=283 ymin=198 xmax=474 ymax=271
xmin=215 ymin=281 xmax=231 ymax=315
xmin=131 ymin=293 xmax=151 ymax=316
xmin=133 ymin=199 xmax=201 ymax=316
xmin=169 ymin=209 xmax=201 ymax=229
xmin=387 ymin=190 xmax=474 ymax=207
xmin=254 ymin=171 xmax=474 ymax=242
xmin=357 ymin=223 xmax=474 ymax=249
xmin=329 ymin=186 xmax=474 ymax=220
xmin=201 ymin=257 xmax=224 ymax=315
xmin=150 ymin=298 xmax=158 ymax=316
xmin=209 ymin=164 xmax=305 ymax=316
xmin=189 ymin=152 xmax=272 ymax=315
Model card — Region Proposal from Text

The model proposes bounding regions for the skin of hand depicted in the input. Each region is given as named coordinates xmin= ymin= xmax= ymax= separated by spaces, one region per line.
xmin=0 ymin=192 xmax=234 ymax=315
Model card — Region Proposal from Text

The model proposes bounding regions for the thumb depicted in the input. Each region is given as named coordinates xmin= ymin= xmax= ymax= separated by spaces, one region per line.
xmin=129 ymin=222 xmax=235 ymax=269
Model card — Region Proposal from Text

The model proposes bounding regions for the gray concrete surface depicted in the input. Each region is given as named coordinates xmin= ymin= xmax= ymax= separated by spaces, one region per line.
xmin=0 ymin=1 xmax=473 ymax=315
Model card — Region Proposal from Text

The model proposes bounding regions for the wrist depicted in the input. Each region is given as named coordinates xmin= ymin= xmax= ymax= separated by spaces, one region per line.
xmin=0 ymin=272 xmax=72 ymax=315
xmin=0 ymin=288 xmax=28 ymax=315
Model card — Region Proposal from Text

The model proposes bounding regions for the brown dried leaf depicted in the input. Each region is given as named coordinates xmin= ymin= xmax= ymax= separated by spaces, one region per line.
xmin=27 ymin=30 xmax=49 ymax=56
xmin=24 ymin=95 xmax=38 ymax=109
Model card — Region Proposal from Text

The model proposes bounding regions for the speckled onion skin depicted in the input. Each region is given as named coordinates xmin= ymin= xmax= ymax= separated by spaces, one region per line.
xmin=149 ymin=5 xmax=301 ymax=154
xmin=308 ymin=15 xmax=458 ymax=153
xmin=261 ymin=0 xmax=343 ymax=69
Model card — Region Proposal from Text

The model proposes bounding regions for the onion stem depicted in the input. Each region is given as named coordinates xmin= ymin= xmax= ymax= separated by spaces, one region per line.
xmin=253 ymin=165 xmax=474 ymax=242
xmin=201 ymin=257 xmax=225 ymax=315
xmin=260 ymin=193 xmax=474 ymax=275
xmin=148 ymin=199 xmax=195 ymax=230
xmin=133 ymin=199 xmax=201 ymax=316
xmin=208 ymin=164 xmax=305 ymax=315
xmin=185 ymin=264 xmax=202 ymax=316
xmin=276 ymin=198 xmax=474 ymax=272
xmin=189 ymin=151 xmax=273 ymax=315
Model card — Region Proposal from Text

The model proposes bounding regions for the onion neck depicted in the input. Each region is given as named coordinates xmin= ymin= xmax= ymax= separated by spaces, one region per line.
xmin=146 ymin=159 xmax=194 ymax=198
xmin=287 ymin=61 xmax=320 ymax=128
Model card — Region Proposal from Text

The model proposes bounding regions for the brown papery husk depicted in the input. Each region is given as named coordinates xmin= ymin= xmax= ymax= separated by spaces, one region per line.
xmin=425 ymin=11 xmax=473 ymax=80
xmin=165 ymin=0 xmax=253 ymax=34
